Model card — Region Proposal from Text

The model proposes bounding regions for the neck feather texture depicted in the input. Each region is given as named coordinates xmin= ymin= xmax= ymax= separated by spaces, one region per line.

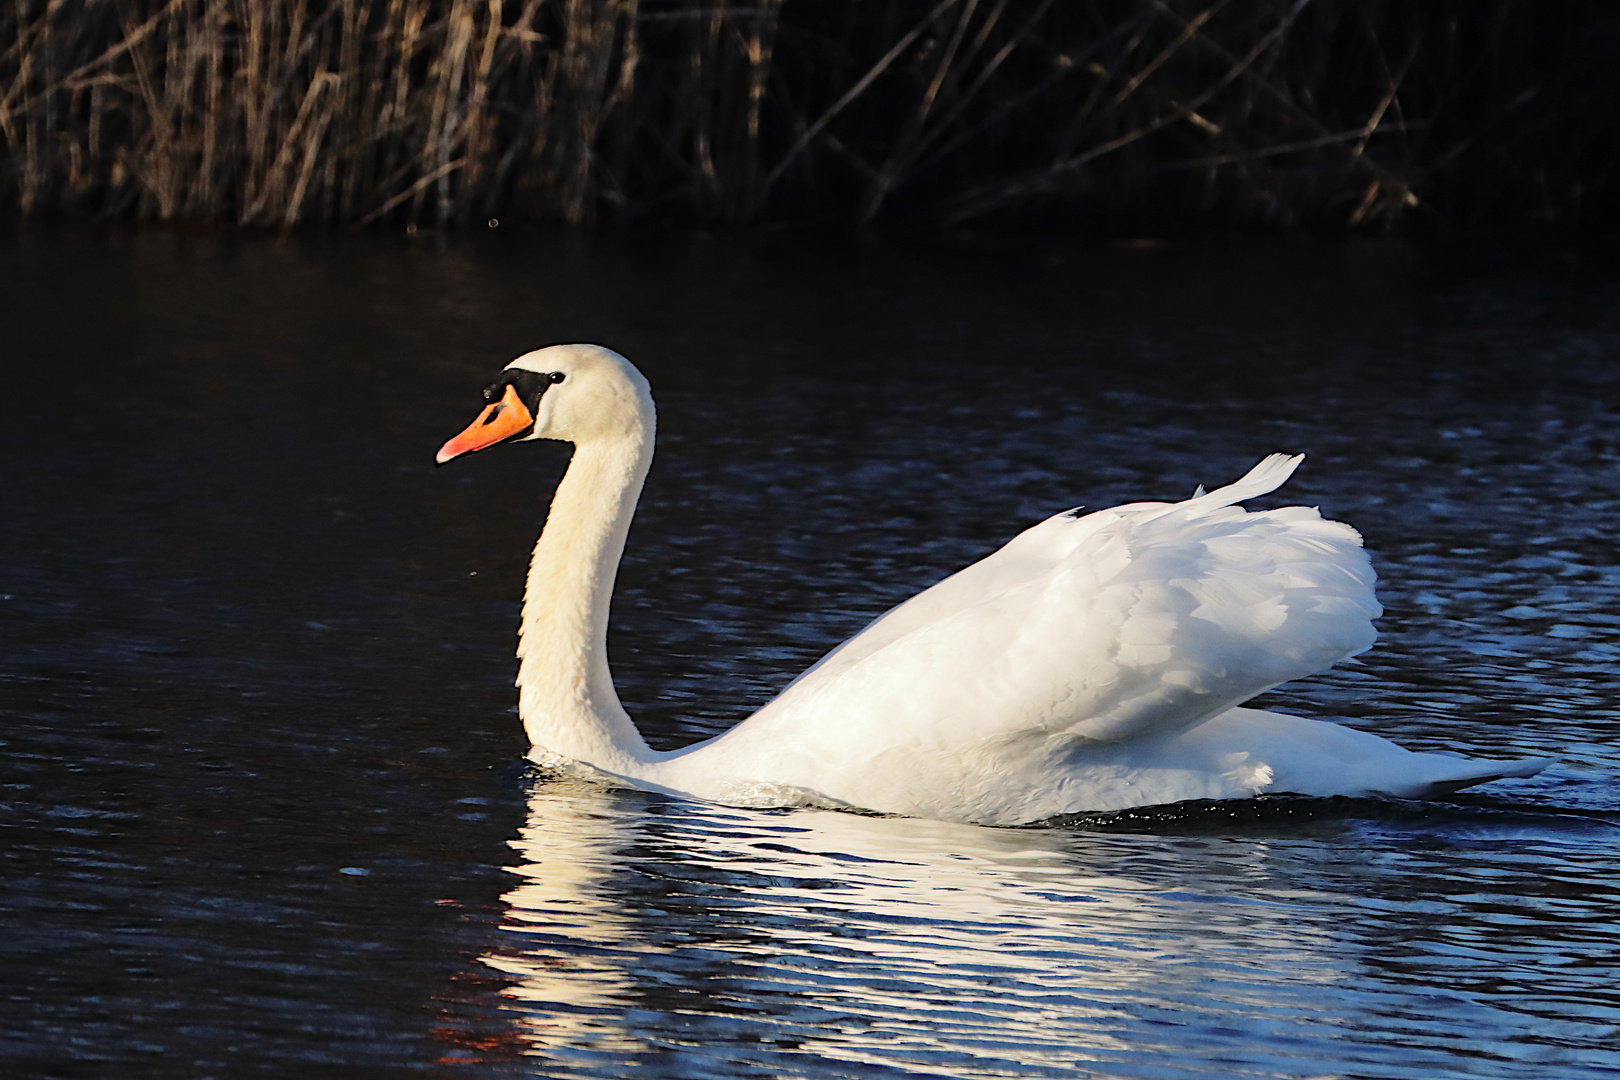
xmin=516 ymin=425 xmax=655 ymax=770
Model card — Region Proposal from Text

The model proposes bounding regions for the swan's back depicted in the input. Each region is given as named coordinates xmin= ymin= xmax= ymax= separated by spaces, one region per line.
xmin=674 ymin=455 xmax=1384 ymax=820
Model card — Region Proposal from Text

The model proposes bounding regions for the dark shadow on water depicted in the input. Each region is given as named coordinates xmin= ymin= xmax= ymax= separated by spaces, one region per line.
xmin=1042 ymin=792 xmax=1620 ymax=838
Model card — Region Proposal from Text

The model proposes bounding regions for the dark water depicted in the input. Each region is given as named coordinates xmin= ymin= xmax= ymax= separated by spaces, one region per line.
xmin=2 ymin=226 xmax=1618 ymax=1079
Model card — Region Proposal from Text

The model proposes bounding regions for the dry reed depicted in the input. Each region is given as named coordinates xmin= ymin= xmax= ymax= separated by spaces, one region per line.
xmin=1 ymin=0 xmax=1615 ymax=230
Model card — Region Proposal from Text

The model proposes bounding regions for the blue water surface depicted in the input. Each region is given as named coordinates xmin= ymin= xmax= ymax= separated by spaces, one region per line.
xmin=1 ymin=228 xmax=1617 ymax=1079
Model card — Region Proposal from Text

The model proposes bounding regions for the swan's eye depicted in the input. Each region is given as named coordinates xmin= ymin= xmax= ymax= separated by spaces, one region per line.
xmin=549 ymin=372 xmax=566 ymax=383
xmin=483 ymin=369 xmax=556 ymax=407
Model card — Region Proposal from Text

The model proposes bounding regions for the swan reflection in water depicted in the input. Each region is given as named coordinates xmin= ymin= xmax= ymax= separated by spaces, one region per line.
xmin=482 ymin=778 xmax=1369 ymax=1078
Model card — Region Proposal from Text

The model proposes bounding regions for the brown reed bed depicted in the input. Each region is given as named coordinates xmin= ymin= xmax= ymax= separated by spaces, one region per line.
xmin=2 ymin=0 xmax=1616 ymax=231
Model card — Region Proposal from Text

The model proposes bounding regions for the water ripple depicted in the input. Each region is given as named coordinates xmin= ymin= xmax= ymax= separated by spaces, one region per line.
xmin=490 ymin=787 xmax=1620 ymax=1079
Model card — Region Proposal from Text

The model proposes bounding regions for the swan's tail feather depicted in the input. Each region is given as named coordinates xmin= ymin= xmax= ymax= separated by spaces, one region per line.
xmin=1414 ymin=756 xmax=1554 ymax=797
xmin=1184 ymin=453 xmax=1304 ymax=515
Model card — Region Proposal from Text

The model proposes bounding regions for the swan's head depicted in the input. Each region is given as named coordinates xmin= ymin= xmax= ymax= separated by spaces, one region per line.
xmin=436 ymin=344 xmax=653 ymax=464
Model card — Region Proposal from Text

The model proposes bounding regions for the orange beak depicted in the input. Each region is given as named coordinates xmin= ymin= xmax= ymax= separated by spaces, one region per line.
xmin=436 ymin=384 xmax=535 ymax=464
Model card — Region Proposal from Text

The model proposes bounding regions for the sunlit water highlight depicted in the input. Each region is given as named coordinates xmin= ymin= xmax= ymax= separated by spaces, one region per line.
xmin=1 ymin=228 xmax=1617 ymax=1078
xmin=493 ymin=785 xmax=1618 ymax=1079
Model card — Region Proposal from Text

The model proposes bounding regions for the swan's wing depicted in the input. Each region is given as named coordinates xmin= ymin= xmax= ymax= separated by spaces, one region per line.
xmin=728 ymin=455 xmax=1380 ymax=756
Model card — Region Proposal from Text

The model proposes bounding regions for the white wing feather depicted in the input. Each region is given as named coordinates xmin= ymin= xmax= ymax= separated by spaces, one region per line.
xmin=694 ymin=455 xmax=1381 ymax=801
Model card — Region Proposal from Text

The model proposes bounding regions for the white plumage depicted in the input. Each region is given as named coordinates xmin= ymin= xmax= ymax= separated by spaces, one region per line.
xmin=438 ymin=344 xmax=1550 ymax=826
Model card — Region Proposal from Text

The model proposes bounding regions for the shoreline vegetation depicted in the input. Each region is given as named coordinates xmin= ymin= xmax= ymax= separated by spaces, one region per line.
xmin=2 ymin=0 xmax=1616 ymax=233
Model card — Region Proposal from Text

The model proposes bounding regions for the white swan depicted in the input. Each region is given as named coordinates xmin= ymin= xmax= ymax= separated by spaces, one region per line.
xmin=437 ymin=344 xmax=1551 ymax=826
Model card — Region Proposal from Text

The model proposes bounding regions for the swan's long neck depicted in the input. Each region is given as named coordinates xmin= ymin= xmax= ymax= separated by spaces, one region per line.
xmin=516 ymin=422 xmax=655 ymax=771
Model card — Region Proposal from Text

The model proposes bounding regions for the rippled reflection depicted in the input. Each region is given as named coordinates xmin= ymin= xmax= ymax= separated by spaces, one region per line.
xmin=487 ymin=781 xmax=1619 ymax=1079
xmin=488 ymin=783 xmax=649 ymax=1056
